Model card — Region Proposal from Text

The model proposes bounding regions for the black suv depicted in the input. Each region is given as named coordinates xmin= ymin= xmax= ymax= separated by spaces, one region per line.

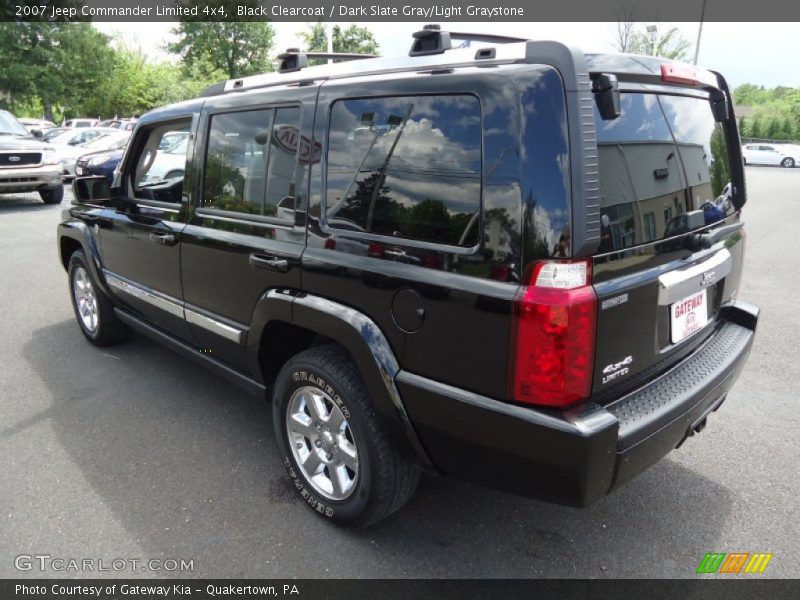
xmin=58 ymin=28 xmax=758 ymax=527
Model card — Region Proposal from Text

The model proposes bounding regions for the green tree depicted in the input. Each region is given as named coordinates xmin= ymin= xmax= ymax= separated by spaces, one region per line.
xmin=0 ymin=22 xmax=115 ymax=121
xmin=628 ymin=27 xmax=691 ymax=61
xmin=300 ymin=23 xmax=379 ymax=64
xmin=169 ymin=1 xmax=275 ymax=79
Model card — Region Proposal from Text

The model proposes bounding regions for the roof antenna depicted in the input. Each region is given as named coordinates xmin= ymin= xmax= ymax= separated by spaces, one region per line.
xmin=409 ymin=24 xmax=452 ymax=57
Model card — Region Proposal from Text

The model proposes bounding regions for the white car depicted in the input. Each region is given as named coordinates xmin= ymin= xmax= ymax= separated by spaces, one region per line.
xmin=741 ymin=143 xmax=800 ymax=168
xmin=49 ymin=129 xmax=128 ymax=178
xmin=63 ymin=118 xmax=99 ymax=128
xmin=138 ymin=137 xmax=188 ymax=185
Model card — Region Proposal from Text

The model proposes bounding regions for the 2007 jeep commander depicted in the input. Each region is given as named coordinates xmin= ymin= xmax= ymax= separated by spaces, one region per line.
xmin=58 ymin=27 xmax=758 ymax=526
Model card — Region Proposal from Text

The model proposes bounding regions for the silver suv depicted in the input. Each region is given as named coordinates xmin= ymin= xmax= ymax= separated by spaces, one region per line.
xmin=0 ymin=110 xmax=64 ymax=204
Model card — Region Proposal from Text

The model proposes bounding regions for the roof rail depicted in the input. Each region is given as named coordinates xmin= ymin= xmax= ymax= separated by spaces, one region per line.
xmin=449 ymin=32 xmax=529 ymax=45
xmin=277 ymin=48 xmax=378 ymax=74
xmin=410 ymin=25 xmax=529 ymax=56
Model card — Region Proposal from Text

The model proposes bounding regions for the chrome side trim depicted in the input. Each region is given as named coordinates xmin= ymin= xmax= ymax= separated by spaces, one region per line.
xmin=658 ymin=248 xmax=732 ymax=305
xmin=104 ymin=271 xmax=185 ymax=319
xmin=103 ymin=270 xmax=246 ymax=344
xmin=185 ymin=307 xmax=245 ymax=344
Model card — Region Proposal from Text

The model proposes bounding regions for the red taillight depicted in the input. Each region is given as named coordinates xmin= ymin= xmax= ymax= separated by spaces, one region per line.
xmin=324 ymin=237 xmax=336 ymax=250
xmin=509 ymin=259 xmax=597 ymax=409
xmin=660 ymin=63 xmax=698 ymax=86
xmin=367 ymin=242 xmax=384 ymax=258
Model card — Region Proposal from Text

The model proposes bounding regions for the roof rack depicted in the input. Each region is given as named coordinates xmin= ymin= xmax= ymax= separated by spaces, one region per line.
xmin=410 ymin=25 xmax=529 ymax=56
xmin=277 ymin=48 xmax=378 ymax=74
xmin=449 ymin=32 xmax=529 ymax=45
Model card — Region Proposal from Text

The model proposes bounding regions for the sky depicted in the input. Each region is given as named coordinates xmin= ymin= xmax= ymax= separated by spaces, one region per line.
xmin=93 ymin=21 xmax=800 ymax=89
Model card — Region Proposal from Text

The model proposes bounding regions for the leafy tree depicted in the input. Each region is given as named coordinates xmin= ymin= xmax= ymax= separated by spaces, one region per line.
xmin=628 ymin=27 xmax=691 ymax=61
xmin=169 ymin=1 xmax=275 ymax=79
xmin=300 ymin=23 xmax=379 ymax=64
xmin=0 ymin=22 xmax=114 ymax=121
xmin=612 ymin=21 xmax=691 ymax=61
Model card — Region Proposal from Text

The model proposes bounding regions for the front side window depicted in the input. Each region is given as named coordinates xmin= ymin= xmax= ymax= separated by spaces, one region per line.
xmin=202 ymin=107 xmax=302 ymax=218
xmin=325 ymin=94 xmax=482 ymax=246
xmin=130 ymin=120 xmax=191 ymax=201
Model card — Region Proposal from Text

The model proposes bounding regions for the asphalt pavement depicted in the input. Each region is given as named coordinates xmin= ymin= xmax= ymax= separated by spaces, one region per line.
xmin=1 ymin=167 xmax=798 ymax=578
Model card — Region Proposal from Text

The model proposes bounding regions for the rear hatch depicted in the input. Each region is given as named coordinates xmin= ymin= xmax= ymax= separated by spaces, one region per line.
xmin=588 ymin=79 xmax=746 ymax=402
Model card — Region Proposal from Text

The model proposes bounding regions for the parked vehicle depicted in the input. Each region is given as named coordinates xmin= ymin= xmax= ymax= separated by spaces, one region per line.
xmin=137 ymin=135 xmax=189 ymax=184
xmin=63 ymin=118 xmax=100 ymax=128
xmin=65 ymin=131 xmax=129 ymax=177
xmin=18 ymin=118 xmax=57 ymax=139
xmin=59 ymin=29 xmax=757 ymax=527
xmin=42 ymin=127 xmax=69 ymax=142
xmin=75 ymin=135 xmax=130 ymax=182
xmin=0 ymin=109 xmax=63 ymax=203
xmin=98 ymin=118 xmax=138 ymax=131
xmin=741 ymin=143 xmax=800 ymax=167
xmin=48 ymin=128 xmax=120 ymax=179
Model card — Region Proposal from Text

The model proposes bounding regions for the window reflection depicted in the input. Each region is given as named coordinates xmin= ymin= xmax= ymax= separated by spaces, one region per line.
xmin=326 ymin=95 xmax=482 ymax=247
xmin=594 ymin=93 xmax=732 ymax=254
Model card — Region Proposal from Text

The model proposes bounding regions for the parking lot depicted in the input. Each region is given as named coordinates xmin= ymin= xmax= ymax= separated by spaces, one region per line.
xmin=0 ymin=166 xmax=798 ymax=579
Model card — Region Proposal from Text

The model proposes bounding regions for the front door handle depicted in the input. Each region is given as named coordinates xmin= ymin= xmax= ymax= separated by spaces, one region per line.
xmin=249 ymin=253 xmax=290 ymax=273
xmin=149 ymin=232 xmax=178 ymax=246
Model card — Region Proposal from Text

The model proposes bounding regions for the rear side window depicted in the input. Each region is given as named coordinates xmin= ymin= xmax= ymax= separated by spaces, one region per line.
xmin=325 ymin=94 xmax=482 ymax=247
xmin=202 ymin=106 xmax=302 ymax=218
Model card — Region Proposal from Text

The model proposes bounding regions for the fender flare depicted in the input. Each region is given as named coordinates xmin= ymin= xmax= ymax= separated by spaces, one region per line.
xmin=248 ymin=290 xmax=434 ymax=470
xmin=57 ymin=219 xmax=112 ymax=297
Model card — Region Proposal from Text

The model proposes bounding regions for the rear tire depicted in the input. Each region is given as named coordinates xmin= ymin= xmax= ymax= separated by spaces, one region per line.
xmin=272 ymin=344 xmax=419 ymax=527
xmin=68 ymin=250 xmax=131 ymax=346
xmin=40 ymin=186 xmax=64 ymax=204
xmin=781 ymin=157 xmax=795 ymax=168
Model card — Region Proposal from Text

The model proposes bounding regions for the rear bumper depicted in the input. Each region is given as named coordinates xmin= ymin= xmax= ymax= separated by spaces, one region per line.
xmin=0 ymin=164 xmax=62 ymax=192
xmin=398 ymin=300 xmax=758 ymax=506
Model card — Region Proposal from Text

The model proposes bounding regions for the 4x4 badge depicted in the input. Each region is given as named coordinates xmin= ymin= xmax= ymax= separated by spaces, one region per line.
xmin=602 ymin=356 xmax=633 ymax=384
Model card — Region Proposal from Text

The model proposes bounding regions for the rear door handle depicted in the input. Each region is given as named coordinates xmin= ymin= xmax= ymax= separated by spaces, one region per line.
xmin=149 ymin=232 xmax=178 ymax=246
xmin=249 ymin=253 xmax=290 ymax=273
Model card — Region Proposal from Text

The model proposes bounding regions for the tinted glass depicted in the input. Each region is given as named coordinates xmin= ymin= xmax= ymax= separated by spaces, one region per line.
xmin=595 ymin=92 xmax=733 ymax=253
xmin=326 ymin=95 xmax=482 ymax=246
xmin=265 ymin=106 xmax=301 ymax=215
xmin=203 ymin=109 xmax=273 ymax=215
xmin=131 ymin=121 xmax=191 ymax=200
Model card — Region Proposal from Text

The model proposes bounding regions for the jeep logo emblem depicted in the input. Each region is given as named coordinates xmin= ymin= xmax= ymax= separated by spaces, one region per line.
xmin=7 ymin=156 xmax=20 ymax=162
xmin=701 ymin=270 xmax=717 ymax=286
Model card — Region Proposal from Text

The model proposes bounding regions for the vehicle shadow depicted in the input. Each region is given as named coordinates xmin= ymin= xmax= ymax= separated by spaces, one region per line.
xmin=0 ymin=192 xmax=57 ymax=213
xmin=21 ymin=320 xmax=734 ymax=578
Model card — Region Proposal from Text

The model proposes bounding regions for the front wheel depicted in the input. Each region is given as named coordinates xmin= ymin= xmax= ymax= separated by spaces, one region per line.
xmin=68 ymin=250 xmax=131 ymax=346
xmin=781 ymin=157 xmax=795 ymax=168
xmin=272 ymin=345 xmax=419 ymax=527
xmin=39 ymin=186 xmax=64 ymax=204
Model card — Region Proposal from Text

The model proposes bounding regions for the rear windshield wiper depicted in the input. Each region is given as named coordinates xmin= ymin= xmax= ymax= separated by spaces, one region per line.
xmin=691 ymin=221 xmax=744 ymax=250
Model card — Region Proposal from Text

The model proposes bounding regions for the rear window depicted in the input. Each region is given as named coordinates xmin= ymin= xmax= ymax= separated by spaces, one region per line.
xmin=594 ymin=92 xmax=733 ymax=253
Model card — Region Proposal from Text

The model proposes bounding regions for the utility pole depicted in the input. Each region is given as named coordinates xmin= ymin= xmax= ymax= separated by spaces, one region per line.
xmin=646 ymin=24 xmax=658 ymax=55
xmin=326 ymin=23 xmax=333 ymax=64
xmin=693 ymin=0 xmax=707 ymax=65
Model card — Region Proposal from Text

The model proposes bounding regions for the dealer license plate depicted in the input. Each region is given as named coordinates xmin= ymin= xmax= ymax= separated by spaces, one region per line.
xmin=670 ymin=288 xmax=708 ymax=344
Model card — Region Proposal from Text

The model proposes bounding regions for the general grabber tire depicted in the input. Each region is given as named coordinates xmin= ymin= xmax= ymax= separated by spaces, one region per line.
xmin=67 ymin=250 xmax=131 ymax=346
xmin=272 ymin=344 xmax=420 ymax=527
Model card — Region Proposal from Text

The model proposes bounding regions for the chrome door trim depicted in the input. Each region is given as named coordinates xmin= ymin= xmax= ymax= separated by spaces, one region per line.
xmin=103 ymin=270 xmax=246 ymax=344
xmin=104 ymin=271 xmax=185 ymax=319
xmin=185 ymin=307 xmax=245 ymax=344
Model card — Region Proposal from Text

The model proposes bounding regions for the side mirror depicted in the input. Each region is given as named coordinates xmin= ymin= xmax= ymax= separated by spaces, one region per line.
xmin=31 ymin=128 xmax=43 ymax=139
xmin=73 ymin=176 xmax=111 ymax=204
